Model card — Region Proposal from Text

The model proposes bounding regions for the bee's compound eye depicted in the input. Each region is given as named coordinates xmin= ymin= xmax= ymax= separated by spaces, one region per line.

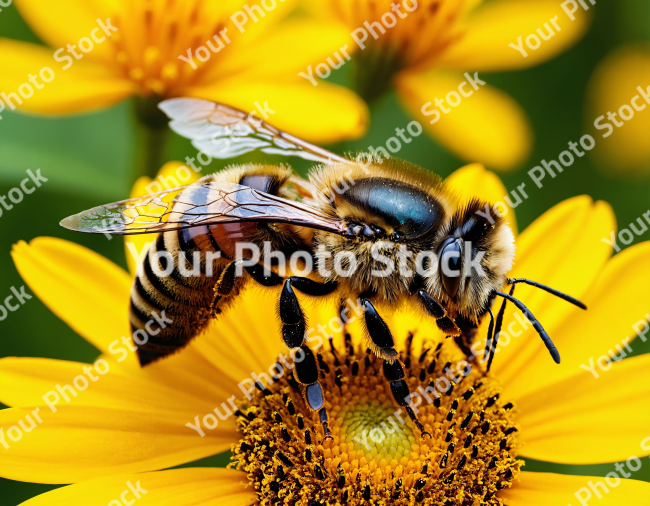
xmin=439 ymin=238 xmax=462 ymax=299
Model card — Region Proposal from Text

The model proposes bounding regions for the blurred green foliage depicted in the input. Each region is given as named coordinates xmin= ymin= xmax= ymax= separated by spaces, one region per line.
xmin=0 ymin=0 xmax=649 ymax=503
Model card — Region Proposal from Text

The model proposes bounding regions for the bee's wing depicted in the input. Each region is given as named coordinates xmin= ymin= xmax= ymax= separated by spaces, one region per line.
xmin=60 ymin=181 xmax=345 ymax=236
xmin=158 ymin=98 xmax=352 ymax=165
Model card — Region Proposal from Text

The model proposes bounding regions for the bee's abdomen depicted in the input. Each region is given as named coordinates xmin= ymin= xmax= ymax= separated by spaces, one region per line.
xmin=129 ymin=228 xmax=224 ymax=365
xmin=129 ymin=169 xmax=291 ymax=366
xmin=130 ymin=181 xmax=229 ymax=366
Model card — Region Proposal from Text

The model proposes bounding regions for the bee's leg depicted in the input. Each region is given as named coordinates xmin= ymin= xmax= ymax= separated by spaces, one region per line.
xmin=278 ymin=277 xmax=338 ymax=347
xmin=210 ymin=259 xmax=248 ymax=316
xmin=360 ymin=297 xmax=398 ymax=361
xmin=278 ymin=276 xmax=338 ymax=442
xmin=415 ymin=290 xmax=461 ymax=337
xmin=383 ymin=358 xmax=432 ymax=439
xmin=293 ymin=345 xmax=333 ymax=443
xmin=361 ymin=297 xmax=431 ymax=439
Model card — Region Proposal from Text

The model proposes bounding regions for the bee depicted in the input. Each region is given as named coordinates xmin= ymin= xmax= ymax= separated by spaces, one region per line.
xmin=60 ymin=98 xmax=586 ymax=440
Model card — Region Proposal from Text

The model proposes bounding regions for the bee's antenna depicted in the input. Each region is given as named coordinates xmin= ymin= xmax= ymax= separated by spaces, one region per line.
xmin=507 ymin=278 xmax=587 ymax=310
xmin=483 ymin=307 xmax=495 ymax=362
xmin=487 ymin=284 xmax=514 ymax=371
xmin=495 ymin=291 xmax=561 ymax=365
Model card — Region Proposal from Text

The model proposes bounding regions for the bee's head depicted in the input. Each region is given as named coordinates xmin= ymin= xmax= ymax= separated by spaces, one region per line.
xmin=428 ymin=199 xmax=516 ymax=320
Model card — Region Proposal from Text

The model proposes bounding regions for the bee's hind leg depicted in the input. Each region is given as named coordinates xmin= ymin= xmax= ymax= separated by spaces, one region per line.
xmin=276 ymin=275 xmax=338 ymax=442
xmin=210 ymin=259 xmax=251 ymax=317
xmin=360 ymin=296 xmax=432 ymax=439
xmin=217 ymin=262 xmax=338 ymax=442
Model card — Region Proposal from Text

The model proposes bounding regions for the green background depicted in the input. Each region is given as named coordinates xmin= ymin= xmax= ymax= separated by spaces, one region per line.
xmin=0 ymin=0 xmax=649 ymax=503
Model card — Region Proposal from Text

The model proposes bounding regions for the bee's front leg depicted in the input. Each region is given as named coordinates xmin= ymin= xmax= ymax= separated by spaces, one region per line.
xmin=359 ymin=295 xmax=431 ymax=439
xmin=415 ymin=290 xmax=461 ymax=337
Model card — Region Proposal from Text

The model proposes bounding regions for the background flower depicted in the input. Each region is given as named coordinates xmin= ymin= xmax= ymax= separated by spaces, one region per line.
xmin=0 ymin=0 xmax=369 ymax=179
xmin=304 ymin=0 xmax=591 ymax=171
xmin=586 ymin=44 xmax=650 ymax=177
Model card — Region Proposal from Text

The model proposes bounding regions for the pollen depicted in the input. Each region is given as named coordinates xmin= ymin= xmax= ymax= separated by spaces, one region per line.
xmin=231 ymin=334 xmax=522 ymax=505
xmin=103 ymin=0 xmax=241 ymax=96
xmin=339 ymin=400 xmax=416 ymax=464
xmin=341 ymin=0 xmax=469 ymax=101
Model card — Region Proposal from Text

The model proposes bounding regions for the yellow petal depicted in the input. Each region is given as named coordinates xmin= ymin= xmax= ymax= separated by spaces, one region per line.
xmin=184 ymin=79 xmax=368 ymax=144
xmin=19 ymin=468 xmax=253 ymax=506
xmin=0 ymin=39 xmax=135 ymax=115
xmin=587 ymin=45 xmax=650 ymax=175
xmin=516 ymin=353 xmax=650 ymax=464
xmin=498 ymin=241 xmax=650 ymax=400
xmin=188 ymin=289 xmax=287 ymax=387
xmin=13 ymin=0 xmax=122 ymax=63
xmin=0 ymin=405 xmax=233 ymax=483
xmin=491 ymin=196 xmax=615 ymax=395
xmin=204 ymin=18 xmax=352 ymax=80
xmin=0 ymin=357 xmax=220 ymax=416
xmin=11 ymin=238 xmax=133 ymax=356
xmin=501 ymin=471 xmax=650 ymax=506
xmin=396 ymin=70 xmax=532 ymax=171
xmin=436 ymin=0 xmax=590 ymax=71
xmin=202 ymin=0 xmax=297 ymax=46
xmin=125 ymin=162 xmax=201 ymax=276
xmin=445 ymin=163 xmax=518 ymax=235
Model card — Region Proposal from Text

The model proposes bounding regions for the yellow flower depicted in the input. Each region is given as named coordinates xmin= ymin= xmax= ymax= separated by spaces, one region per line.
xmin=586 ymin=44 xmax=650 ymax=177
xmin=0 ymin=0 xmax=368 ymax=144
xmin=304 ymin=0 xmax=591 ymax=171
xmin=2 ymin=164 xmax=650 ymax=504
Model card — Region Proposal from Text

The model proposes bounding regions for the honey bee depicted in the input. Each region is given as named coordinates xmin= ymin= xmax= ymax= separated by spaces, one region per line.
xmin=60 ymin=98 xmax=586 ymax=440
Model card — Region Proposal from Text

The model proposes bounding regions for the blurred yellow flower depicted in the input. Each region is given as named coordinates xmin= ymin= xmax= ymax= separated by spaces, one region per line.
xmin=587 ymin=45 xmax=650 ymax=177
xmin=0 ymin=0 xmax=368 ymax=145
xmin=2 ymin=165 xmax=650 ymax=504
xmin=304 ymin=0 xmax=591 ymax=171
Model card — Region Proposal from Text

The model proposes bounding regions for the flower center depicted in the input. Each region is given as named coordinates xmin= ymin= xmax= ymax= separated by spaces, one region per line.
xmin=108 ymin=0 xmax=243 ymax=96
xmin=340 ymin=400 xmax=416 ymax=463
xmin=231 ymin=334 xmax=521 ymax=505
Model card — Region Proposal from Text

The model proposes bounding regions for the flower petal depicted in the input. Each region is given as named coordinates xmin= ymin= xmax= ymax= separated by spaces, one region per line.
xmin=184 ymin=79 xmax=368 ymax=144
xmin=396 ymin=70 xmax=532 ymax=170
xmin=491 ymin=196 xmax=615 ymax=396
xmin=587 ymin=45 xmax=650 ymax=175
xmin=0 ymin=39 xmax=135 ymax=115
xmin=11 ymin=238 xmax=133 ymax=357
xmin=436 ymin=0 xmax=590 ymax=71
xmin=188 ymin=290 xmax=287 ymax=388
xmin=18 ymin=468 xmax=253 ymax=506
xmin=497 ymin=241 xmax=650 ymax=400
xmin=202 ymin=19 xmax=352 ymax=80
xmin=516 ymin=353 xmax=650 ymax=464
xmin=0 ymin=405 xmax=234 ymax=483
xmin=0 ymin=357 xmax=219 ymax=415
xmin=445 ymin=163 xmax=518 ymax=234
xmin=13 ymin=0 xmax=122 ymax=64
xmin=500 ymin=471 xmax=650 ymax=506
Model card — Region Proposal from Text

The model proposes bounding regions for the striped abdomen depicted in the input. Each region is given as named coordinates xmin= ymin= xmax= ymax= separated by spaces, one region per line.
xmin=129 ymin=168 xmax=289 ymax=366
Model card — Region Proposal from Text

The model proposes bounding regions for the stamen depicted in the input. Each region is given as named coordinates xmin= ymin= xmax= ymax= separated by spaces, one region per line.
xmin=231 ymin=334 xmax=521 ymax=504
xmin=460 ymin=411 xmax=473 ymax=430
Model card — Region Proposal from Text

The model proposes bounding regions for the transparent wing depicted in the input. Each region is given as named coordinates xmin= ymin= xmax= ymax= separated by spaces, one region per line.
xmin=158 ymin=98 xmax=352 ymax=165
xmin=60 ymin=181 xmax=345 ymax=236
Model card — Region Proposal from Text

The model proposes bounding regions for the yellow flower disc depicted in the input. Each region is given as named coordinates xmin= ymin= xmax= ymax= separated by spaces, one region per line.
xmin=231 ymin=335 xmax=521 ymax=505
